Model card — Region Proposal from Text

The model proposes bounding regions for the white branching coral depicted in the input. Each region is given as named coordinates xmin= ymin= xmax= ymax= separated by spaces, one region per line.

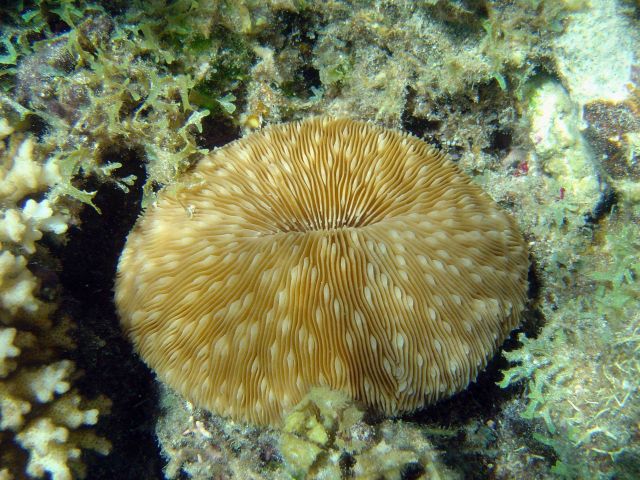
xmin=0 ymin=124 xmax=67 ymax=257
xmin=0 ymin=250 xmax=39 ymax=314
xmin=0 ymin=116 xmax=111 ymax=479
xmin=0 ymin=328 xmax=20 ymax=377
xmin=0 ymin=136 xmax=62 ymax=204
xmin=0 ymin=199 xmax=68 ymax=254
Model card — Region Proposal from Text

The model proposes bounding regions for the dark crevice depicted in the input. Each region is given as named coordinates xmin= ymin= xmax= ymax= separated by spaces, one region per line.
xmin=486 ymin=128 xmax=512 ymax=154
xmin=584 ymin=185 xmax=617 ymax=225
xmin=270 ymin=8 xmax=325 ymax=99
xmin=301 ymin=65 xmax=322 ymax=92
xmin=400 ymin=462 xmax=426 ymax=480
xmin=339 ymin=452 xmax=356 ymax=477
xmin=195 ymin=114 xmax=241 ymax=150
xmin=401 ymin=89 xmax=442 ymax=139
xmin=45 ymin=147 xmax=164 ymax=479
xmin=402 ymin=115 xmax=442 ymax=139
xmin=275 ymin=8 xmax=318 ymax=45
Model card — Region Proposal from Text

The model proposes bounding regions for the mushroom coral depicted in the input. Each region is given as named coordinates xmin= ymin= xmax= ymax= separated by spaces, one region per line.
xmin=115 ymin=117 xmax=528 ymax=425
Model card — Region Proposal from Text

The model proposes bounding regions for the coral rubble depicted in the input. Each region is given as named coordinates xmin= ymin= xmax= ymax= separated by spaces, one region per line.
xmin=156 ymin=386 xmax=457 ymax=480
xmin=524 ymin=78 xmax=602 ymax=213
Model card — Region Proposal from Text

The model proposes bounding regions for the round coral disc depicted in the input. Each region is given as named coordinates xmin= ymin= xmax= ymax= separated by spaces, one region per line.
xmin=115 ymin=117 xmax=528 ymax=425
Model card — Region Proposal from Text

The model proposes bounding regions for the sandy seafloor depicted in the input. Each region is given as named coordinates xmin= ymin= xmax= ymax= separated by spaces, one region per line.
xmin=0 ymin=1 xmax=639 ymax=479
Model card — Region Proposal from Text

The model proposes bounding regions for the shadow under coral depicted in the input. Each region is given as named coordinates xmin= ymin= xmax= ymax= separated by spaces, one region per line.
xmin=403 ymin=262 xmax=553 ymax=479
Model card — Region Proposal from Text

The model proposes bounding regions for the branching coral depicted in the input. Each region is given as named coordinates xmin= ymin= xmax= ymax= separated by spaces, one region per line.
xmin=0 ymin=121 xmax=66 ymax=314
xmin=0 ymin=116 xmax=111 ymax=479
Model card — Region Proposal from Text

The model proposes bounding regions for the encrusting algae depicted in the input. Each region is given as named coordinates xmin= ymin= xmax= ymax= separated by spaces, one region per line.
xmin=115 ymin=116 xmax=529 ymax=425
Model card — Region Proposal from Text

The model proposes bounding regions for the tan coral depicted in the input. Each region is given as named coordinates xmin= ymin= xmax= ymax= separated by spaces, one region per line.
xmin=0 ymin=200 xmax=68 ymax=255
xmin=116 ymin=117 xmax=529 ymax=425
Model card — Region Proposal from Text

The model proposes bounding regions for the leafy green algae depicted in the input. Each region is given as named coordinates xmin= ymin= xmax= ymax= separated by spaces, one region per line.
xmin=499 ymin=213 xmax=640 ymax=479
xmin=1 ymin=0 xmax=254 ymax=208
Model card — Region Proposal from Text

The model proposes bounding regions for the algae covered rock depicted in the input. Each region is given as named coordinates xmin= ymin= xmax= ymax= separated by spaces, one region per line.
xmin=280 ymin=387 xmax=457 ymax=479
xmin=526 ymin=79 xmax=601 ymax=212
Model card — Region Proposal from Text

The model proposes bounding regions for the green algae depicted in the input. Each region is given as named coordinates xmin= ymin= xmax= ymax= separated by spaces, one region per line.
xmin=499 ymin=215 xmax=640 ymax=479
